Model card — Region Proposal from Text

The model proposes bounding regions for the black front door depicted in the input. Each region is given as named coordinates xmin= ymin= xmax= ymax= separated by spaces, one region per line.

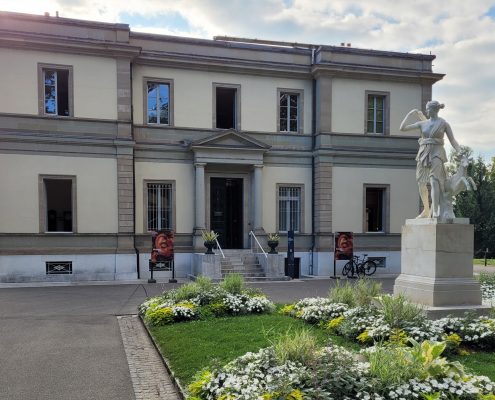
xmin=210 ymin=178 xmax=243 ymax=249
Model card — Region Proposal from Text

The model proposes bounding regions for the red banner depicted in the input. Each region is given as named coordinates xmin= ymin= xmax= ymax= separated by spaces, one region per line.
xmin=335 ymin=232 xmax=353 ymax=261
xmin=151 ymin=230 xmax=174 ymax=263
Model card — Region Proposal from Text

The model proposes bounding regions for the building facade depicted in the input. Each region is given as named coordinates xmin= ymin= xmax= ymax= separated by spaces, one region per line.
xmin=0 ymin=12 xmax=444 ymax=282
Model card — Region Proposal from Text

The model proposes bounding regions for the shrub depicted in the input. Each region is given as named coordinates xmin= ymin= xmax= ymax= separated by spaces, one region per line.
xmin=174 ymin=281 xmax=202 ymax=302
xmin=328 ymin=281 xmax=356 ymax=307
xmin=354 ymin=278 xmax=382 ymax=307
xmin=271 ymin=328 xmax=318 ymax=366
xmin=377 ymin=294 xmax=425 ymax=329
xmin=195 ymin=275 xmax=214 ymax=292
xmin=220 ymin=273 xmax=245 ymax=295
xmin=365 ymin=344 xmax=423 ymax=393
xmin=144 ymin=307 xmax=174 ymax=325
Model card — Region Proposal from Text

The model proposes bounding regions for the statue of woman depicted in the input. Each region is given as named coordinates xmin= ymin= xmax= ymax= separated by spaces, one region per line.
xmin=399 ymin=101 xmax=461 ymax=218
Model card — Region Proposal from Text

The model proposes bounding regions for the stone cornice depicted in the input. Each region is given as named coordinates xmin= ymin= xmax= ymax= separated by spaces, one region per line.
xmin=0 ymin=30 xmax=141 ymax=58
xmin=312 ymin=63 xmax=444 ymax=84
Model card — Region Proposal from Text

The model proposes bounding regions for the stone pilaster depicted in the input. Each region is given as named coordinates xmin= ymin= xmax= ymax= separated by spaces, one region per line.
xmin=421 ymin=82 xmax=432 ymax=113
xmin=253 ymin=165 xmax=264 ymax=233
xmin=116 ymin=145 xmax=134 ymax=238
xmin=315 ymin=75 xmax=333 ymax=133
xmin=116 ymin=58 xmax=132 ymax=139
xmin=314 ymin=160 xmax=333 ymax=251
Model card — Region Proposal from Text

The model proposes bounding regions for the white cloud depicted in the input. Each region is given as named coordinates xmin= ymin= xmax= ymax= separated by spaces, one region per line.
xmin=0 ymin=0 xmax=494 ymax=158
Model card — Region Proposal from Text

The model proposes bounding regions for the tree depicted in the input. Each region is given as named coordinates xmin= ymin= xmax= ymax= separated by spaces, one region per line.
xmin=449 ymin=147 xmax=495 ymax=256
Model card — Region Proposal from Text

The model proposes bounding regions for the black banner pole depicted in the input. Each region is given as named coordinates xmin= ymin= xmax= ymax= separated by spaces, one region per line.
xmin=330 ymin=232 xmax=340 ymax=279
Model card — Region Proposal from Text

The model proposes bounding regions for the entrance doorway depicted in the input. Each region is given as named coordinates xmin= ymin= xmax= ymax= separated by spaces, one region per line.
xmin=210 ymin=178 xmax=243 ymax=249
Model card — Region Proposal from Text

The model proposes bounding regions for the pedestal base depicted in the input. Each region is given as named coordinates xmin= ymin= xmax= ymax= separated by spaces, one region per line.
xmin=394 ymin=218 xmax=483 ymax=312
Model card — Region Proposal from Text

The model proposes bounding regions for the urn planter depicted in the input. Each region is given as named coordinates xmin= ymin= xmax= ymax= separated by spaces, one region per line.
xmin=267 ymin=240 xmax=279 ymax=254
xmin=204 ymin=241 xmax=215 ymax=254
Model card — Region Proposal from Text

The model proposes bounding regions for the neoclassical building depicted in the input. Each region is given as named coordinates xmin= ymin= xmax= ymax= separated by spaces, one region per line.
xmin=0 ymin=11 xmax=444 ymax=282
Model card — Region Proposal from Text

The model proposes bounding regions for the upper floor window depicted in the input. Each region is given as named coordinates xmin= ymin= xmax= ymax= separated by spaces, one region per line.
xmin=278 ymin=89 xmax=303 ymax=133
xmin=278 ymin=185 xmax=302 ymax=232
xmin=279 ymin=92 xmax=299 ymax=132
xmin=366 ymin=92 xmax=389 ymax=135
xmin=147 ymin=82 xmax=171 ymax=125
xmin=39 ymin=64 xmax=73 ymax=117
xmin=213 ymin=83 xmax=241 ymax=130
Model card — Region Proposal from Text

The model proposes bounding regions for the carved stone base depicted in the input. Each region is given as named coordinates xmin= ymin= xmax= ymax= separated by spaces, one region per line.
xmin=394 ymin=218 xmax=484 ymax=316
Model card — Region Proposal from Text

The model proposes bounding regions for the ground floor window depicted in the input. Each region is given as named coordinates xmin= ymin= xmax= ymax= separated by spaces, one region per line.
xmin=147 ymin=182 xmax=173 ymax=231
xmin=278 ymin=185 xmax=302 ymax=232
xmin=40 ymin=176 xmax=76 ymax=233
xmin=365 ymin=186 xmax=386 ymax=232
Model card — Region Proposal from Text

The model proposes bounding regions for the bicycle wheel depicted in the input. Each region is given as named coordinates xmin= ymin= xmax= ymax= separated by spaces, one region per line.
xmin=356 ymin=263 xmax=366 ymax=278
xmin=342 ymin=261 xmax=352 ymax=277
xmin=363 ymin=260 xmax=377 ymax=276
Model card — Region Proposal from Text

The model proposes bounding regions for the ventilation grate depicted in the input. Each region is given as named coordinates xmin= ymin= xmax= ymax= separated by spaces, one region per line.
xmin=46 ymin=261 xmax=72 ymax=274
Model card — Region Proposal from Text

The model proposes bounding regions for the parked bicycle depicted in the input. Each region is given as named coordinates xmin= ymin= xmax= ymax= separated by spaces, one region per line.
xmin=342 ymin=254 xmax=377 ymax=278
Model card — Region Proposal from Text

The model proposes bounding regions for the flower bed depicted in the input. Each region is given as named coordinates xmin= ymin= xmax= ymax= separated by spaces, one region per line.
xmin=139 ymin=275 xmax=275 ymax=326
xmin=189 ymin=340 xmax=495 ymax=400
xmin=282 ymin=283 xmax=495 ymax=351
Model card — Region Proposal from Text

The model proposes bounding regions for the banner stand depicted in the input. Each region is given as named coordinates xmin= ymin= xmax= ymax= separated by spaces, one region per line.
xmin=330 ymin=233 xmax=340 ymax=279
xmin=333 ymin=232 xmax=354 ymax=279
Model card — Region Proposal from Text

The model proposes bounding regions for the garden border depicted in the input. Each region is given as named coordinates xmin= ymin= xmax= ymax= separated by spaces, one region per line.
xmin=139 ymin=315 xmax=187 ymax=400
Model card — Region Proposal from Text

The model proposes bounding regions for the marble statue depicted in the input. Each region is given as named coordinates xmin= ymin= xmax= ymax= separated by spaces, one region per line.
xmin=400 ymin=100 xmax=476 ymax=221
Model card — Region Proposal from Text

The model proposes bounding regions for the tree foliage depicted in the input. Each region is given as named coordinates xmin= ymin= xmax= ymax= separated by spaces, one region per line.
xmin=449 ymin=147 xmax=495 ymax=256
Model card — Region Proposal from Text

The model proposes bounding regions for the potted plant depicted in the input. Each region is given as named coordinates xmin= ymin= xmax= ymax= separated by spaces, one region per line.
xmin=201 ymin=230 xmax=219 ymax=254
xmin=267 ymin=233 xmax=280 ymax=254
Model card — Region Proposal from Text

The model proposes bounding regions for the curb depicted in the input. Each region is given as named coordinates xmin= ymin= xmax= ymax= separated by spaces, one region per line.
xmin=139 ymin=315 xmax=187 ymax=400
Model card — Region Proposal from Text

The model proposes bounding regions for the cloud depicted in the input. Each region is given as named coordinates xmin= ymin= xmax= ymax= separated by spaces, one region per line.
xmin=0 ymin=0 xmax=494 ymax=158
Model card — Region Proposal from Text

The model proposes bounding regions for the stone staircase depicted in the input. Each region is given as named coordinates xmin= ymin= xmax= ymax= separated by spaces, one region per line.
xmin=220 ymin=249 xmax=267 ymax=281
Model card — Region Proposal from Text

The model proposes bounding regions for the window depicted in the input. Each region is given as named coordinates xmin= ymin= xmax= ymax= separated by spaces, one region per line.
xmin=365 ymin=187 xmax=387 ymax=232
xmin=278 ymin=186 xmax=302 ymax=232
xmin=366 ymin=92 xmax=389 ymax=134
xmin=39 ymin=176 xmax=76 ymax=233
xmin=213 ymin=83 xmax=240 ymax=130
xmin=146 ymin=81 xmax=171 ymax=125
xmin=38 ymin=64 xmax=73 ymax=117
xmin=146 ymin=182 xmax=173 ymax=231
xmin=279 ymin=91 xmax=301 ymax=132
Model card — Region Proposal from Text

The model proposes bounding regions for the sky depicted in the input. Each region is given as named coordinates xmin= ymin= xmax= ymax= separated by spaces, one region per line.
xmin=1 ymin=0 xmax=494 ymax=160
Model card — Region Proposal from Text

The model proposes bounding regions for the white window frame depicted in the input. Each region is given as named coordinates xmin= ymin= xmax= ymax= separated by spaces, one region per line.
xmin=277 ymin=88 xmax=304 ymax=134
xmin=37 ymin=63 xmax=73 ymax=117
xmin=143 ymin=78 xmax=174 ymax=126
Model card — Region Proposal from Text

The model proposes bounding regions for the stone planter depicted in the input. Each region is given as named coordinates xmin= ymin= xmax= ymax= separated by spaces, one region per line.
xmin=267 ymin=240 xmax=279 ymax=254
xmin=204 ymin=241 xmax=215 ymax=254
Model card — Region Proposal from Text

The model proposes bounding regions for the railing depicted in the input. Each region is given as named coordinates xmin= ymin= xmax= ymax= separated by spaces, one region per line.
xmin=214 ymin=237 xmax=225 ymax=259
xmin=249 ymin=231 xmax=268 ymax=259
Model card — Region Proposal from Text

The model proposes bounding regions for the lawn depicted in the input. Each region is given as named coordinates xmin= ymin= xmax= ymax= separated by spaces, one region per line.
xmin=474 ymin=258 xmax=495 ymax=266
xmin=149 ymin=313 xmax=358 ymax=386
xmin=149 ymin=312 xmax=495 ymax=388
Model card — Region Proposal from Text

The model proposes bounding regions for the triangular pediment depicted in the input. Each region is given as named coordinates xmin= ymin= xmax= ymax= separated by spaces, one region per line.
xmin=191 ymin=130 xmax=270 ymax=150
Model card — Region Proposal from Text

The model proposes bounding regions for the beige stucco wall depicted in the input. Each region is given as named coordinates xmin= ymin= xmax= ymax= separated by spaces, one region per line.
xmin=331 ymin=78 xmax=421 ymax=137
xmin=135 ymin=162 xmax=195 ymax=234
xmin=262 ymin=166 xmax=312 ymax=233
xmin=332 ymin=166 xmax=418 ymax=233
xmin=0 ymin=48 xmax=117 ymax=119
xmin=0 ymin=153 xmax=118 ymax=233
xmin=132 ymin=65 xmax=312 ymax=133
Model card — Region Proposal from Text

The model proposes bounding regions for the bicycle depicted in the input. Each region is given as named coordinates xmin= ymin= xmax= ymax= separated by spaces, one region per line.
xmin=342 ymin=254 xmax=377 ymax=278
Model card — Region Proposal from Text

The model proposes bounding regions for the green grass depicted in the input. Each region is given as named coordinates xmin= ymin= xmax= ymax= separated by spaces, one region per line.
xmin=451 ymin=351 xmax=495 ymax=381
xmin=474 ymin=258 xmax=495 ymax=266
xmin=149 ymin=313 xmax=357 ymax=386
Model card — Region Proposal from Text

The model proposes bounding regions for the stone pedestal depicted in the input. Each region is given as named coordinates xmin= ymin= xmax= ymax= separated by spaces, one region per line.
xmin=394 ymin=218 xmax=487 ymax=317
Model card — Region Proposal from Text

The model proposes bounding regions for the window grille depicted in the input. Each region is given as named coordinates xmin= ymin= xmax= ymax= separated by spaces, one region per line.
xmin=279 ymin=186 xmax=301 ymax=232
xmin=280 ymin=93 xmax=299 ymax=132
xmin=368 ymin=257 xmax=386 ymax=268
xmin=147 ymin=183 xmax=172 ymax=231
xmin=46 ymin=261 xmax=72 ymax=274
xmin=147 ymin=82 xmax=170 ymax=124
xmin=367 ymin=95 xmax=385 ymax=134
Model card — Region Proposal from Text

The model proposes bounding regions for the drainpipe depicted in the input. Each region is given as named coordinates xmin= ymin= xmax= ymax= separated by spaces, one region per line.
xmin=129 ymin=61 xmax=140 ymax=279
xmin=309 ymin=47 xmax=316 ymax=276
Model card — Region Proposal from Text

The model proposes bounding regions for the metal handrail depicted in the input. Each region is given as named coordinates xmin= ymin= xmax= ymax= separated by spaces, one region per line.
xmin=249 ymin=231 xmax=268 ymax=259
xmin=215 ymin=237 xmax=225 ymax=259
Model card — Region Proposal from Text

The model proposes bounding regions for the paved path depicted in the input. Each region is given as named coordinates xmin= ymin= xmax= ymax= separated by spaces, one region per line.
xmin=118 ymin=315 xmax=181 ymax=400
xmin=0 ymin=277 xmax=395 ymax=399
